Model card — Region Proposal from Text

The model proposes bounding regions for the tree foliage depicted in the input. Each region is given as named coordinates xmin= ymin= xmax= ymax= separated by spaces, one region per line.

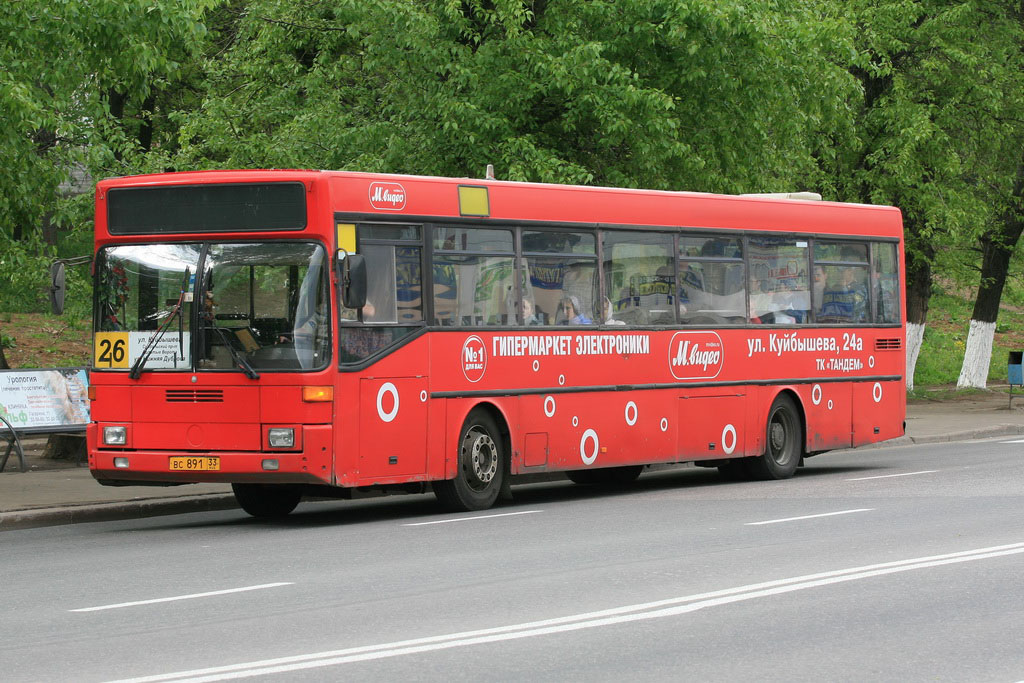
xmin=4 ymin=0 xmax=1024 ymax=387
xmin=0 ymin=0 xmax=210 ymax=242
xmin=175 ymin=0 xmax=852 ymax=192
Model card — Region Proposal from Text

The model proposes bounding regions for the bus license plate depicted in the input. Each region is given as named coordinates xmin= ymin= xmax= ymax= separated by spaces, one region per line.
xmin=169 ymin=457 xmax=220 ymax=471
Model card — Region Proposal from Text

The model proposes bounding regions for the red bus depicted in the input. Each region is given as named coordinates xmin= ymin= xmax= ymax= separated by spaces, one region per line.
xmin=84 ymin=170 xmax=905 ymax=517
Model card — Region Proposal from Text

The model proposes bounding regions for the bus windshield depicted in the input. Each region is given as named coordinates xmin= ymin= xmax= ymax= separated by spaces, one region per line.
xmin=95 ymin=241 xmax=330 ymax=372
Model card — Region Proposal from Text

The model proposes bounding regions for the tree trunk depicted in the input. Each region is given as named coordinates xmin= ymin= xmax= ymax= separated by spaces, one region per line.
xmin=957 ymin=319 xmax=996 ymax=388
xmin=41 ymin=211 xmax=58 ymax=248
xmin=904 ymin=243 xmax=934 ymax=391
xmin=958 ymin=161 xmax=1024 ymax=388
xmin=0 ymin=329 xmax=10 ymax=370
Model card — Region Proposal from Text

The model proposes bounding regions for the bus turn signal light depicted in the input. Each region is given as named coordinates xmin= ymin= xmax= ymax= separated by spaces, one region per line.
xmin=302 ymin=386 xmax=333 ymax=402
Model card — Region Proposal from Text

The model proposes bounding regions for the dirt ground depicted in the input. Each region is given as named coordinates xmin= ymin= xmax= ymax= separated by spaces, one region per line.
xmin=907 ymin=383 xmax=1024 ymax=411
xmin=1 ymin=313 xmax=92 ymax=369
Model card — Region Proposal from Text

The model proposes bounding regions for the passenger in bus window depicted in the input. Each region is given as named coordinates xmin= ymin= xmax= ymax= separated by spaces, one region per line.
xmin=558 ymin=295 xmax=592 ymax=325
xmin=812 ymin=266 xmax=826 ymax=311
xmin=819 ymin=265 xmax=867 ymax=322
xmin=603 ymin=297 xmax=625 ymax=325
xmin=522 ymin=298 xmax=541 ymax=325
xmin=872 ymin=270 xmax=898 ymax=322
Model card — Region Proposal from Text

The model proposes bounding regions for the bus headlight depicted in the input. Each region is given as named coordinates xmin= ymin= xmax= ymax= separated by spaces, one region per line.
xmin=267 ymin=428 xmax=295 ymax=448
xmin=103 ymin=426 xmax=127 ymax=445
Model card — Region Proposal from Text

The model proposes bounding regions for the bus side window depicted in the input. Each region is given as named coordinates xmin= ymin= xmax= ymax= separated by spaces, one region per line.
xmin=677 ymin=236 xmax=745 ymax=325
xmin=747 ymin=237 xmax=810 ymax=324
xmin=524 ymin=230 xmax=598 ymax=326
xmin=872 ymin=242 xmax=899 ymax=323
xmin=602 ymin=231 xmax=673 ymax=326
xmin=432 ymin=227 xmax=514 ymax=325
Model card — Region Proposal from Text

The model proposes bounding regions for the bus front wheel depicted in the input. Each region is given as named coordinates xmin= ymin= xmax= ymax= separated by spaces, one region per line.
xmin=746 ymin=394 xmax=802 ymax=480
xmin=232 ymin=483 xmax=302 ymax=518
xmin=433 ymin=410 xmax=505 ymax=511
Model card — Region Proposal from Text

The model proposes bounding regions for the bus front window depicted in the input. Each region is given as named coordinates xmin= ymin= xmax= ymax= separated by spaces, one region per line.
xmin=94 ymin=242 xmax=330 ymax=373
xmin=95 ymin=244 xmax=201 ymax=371
xmin=201 ymin=242 xmax=330 ymax=371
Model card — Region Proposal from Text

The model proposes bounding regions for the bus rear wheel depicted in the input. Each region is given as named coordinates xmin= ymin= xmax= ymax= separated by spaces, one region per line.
xmin=232 ymin=483 xmax=302 ymax=518
xmin=433 ymin=409 xmax=506 ymax=511
xmin=746 ymin=394 xmax=802 ymax=480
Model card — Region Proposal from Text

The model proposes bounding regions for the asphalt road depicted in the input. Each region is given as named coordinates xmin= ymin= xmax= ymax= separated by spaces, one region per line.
xmin=4 ymin=437 xmax=1024 ymax=682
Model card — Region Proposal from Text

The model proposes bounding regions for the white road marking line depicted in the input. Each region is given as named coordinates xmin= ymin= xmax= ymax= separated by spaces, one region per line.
xmin=402 ymin=510 xmax=542 ymax=527
xmin=847 ymin=470 xmax=938 ymax=481
xmin=107 ymin=542 xmax=1024 ymax=683
xmin=745 ymin=508 xmax=873 ymax=526
xmin=1004 ymin=439 xmax=1024 ymax=443
xmin=70 ymin=583 xmax=293 ymax=613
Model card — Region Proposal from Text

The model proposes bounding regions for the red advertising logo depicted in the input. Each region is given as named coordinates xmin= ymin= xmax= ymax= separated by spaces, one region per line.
xmin=368 ymin=182 xmax=407 ymax=211
xmin=461 ymin=335 xmax=487 ymax=383
xmin=668 ymin=331 xmax=724 ymax=380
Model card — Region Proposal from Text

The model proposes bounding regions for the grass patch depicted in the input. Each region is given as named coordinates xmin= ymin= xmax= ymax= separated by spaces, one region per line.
xmin=916 ymin=286 xmax=1024 ymax=386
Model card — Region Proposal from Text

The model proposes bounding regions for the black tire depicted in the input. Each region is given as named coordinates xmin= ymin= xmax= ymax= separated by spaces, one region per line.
xmin=745 ymin=394 xmax=802 ymax=480
xmin=566 ymin=465 xmax=643 ymax=486
xmin=433 ymin=409 xmax=506 ymax=511
xmin=232 ymin=483 xmax=302 ymax=518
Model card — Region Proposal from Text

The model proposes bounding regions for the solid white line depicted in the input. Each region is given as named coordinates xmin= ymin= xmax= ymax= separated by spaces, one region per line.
xmin=402 ymin=510 xmax=542 ymax=527
xmin=1004 ymin=439 xmax=1024 ymax=443
xmin=107 ymin=542 xmax=1024 ymax=682
xmin=745 ymin=508 xmax=873 ymax=526
xmin=70 ymin=583 xmax=294 ymax=613
xmin=847 ymin=470 xmax=938 ymax=481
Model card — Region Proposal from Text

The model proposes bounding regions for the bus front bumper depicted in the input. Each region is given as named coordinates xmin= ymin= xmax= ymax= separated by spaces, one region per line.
xmin=88 ymin=424 xmax=334 ymax=486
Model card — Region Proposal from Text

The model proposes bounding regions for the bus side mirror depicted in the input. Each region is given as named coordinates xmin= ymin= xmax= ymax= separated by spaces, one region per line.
xmin=337 ymin=251 xmax=367 ymax=309
xmin=49 ymin=261 xmax=66 ymax=315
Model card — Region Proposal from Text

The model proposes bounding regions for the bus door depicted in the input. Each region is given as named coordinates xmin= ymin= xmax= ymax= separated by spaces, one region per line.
xmin=358 ymin=376 xmax=429 ymax=479
xmin=340 ymin=222 xmax=429 ymax=481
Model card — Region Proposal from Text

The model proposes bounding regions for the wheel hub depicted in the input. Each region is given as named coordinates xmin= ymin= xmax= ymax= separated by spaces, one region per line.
xmin=770 ymin=421 xmax=786 ymax=452
xmin=466 ymin=429 xmax=497 ymax=485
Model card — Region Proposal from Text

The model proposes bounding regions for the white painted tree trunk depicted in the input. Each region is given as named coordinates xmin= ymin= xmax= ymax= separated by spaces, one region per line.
xmin=957 ymin=319 xmax=996 ymax=389
xmin=905 ymin=322 xmax=925 ymax=391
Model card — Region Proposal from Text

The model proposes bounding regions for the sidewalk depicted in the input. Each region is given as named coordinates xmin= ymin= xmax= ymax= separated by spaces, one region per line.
xmin=3 ymin=390 xmax=1022 ymax=531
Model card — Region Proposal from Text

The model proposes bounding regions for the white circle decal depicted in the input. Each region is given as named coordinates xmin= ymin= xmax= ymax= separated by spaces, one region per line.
xmin=558 ymin=374 xmax=565 ymax=386
xmin=811 ymin=384 xmax=822 ymax=406
xmin=532 ymin=360 xmax=540 ymax=372
xmin=828 ymin=399 xmax=834 ymax=410
xmin=544 ymin=396 xmax=556 ymax=417
xmin=580 ymin=429 xmax=599 ymax=465
xmin=873 ymin=382 xmax=883 ymax=403
xmin=461 ymin=335 xmax=487 ymax=383
xmin=660 ymin=418 xmax=668 ymax=432
xmin=722 ymin=424 xmax=737 ymax=454
xmin=376 ymin=382 xmax=399 ymax=423
xmin=625 ymin=401 xmax=638 ymax=426
xmin=869 ymin=355 xmax=876 ymax=369
xmin=419 ymin=390 xmax=427 ymax=403
xmin=572 ymin=416 xmax=579 ymax=427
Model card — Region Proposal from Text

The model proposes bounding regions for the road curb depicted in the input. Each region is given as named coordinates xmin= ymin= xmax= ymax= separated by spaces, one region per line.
xmin=864 ymin=424 xmax=1024 ymax=449
xmin=0 ymin=494 xmax=238 ymax=531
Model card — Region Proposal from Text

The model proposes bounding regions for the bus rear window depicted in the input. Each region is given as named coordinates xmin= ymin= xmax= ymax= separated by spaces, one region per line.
xmin=107 ymin=182 xmax=307 ymax=234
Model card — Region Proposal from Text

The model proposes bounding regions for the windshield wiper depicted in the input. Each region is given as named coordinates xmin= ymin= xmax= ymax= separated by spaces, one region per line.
xmin=208 ymin=327 xmax=260 ymax=379
xmin=130 ymin=268 xmax=190 ymax=380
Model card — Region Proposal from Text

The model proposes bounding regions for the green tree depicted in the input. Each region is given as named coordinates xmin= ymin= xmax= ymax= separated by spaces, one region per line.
xmin=0 ymin=0 xmax=210 ymax=246
xmin=824 ymin=0 xmax=996 ymax=389
xmin=954 ymin=1 xmax=1024 ymax=388
xmin=176 ymin=0 xmax=852 ymax=193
